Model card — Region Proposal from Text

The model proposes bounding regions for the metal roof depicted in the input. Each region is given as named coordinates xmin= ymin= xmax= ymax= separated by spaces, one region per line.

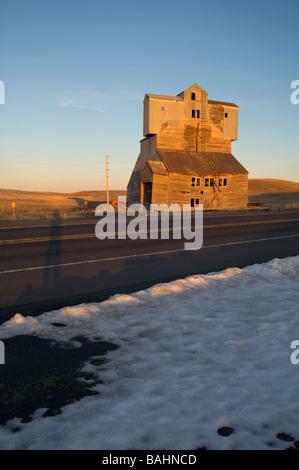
xmin=144 ymin=95 xmax=238 ymax=108
xmin=145 ymin=93 xmax=183 ymax=101
xmin=208 ymin=100 xmax=239 ymax=108
xmin=157 ymin=150 xmax=248 ymax=176
xmin=144 ymin=160 xmax=168 ymax=175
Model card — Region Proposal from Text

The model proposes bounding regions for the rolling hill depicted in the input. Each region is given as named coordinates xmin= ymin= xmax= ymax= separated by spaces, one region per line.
xmin=0 ymin=178 xmax=299 ymax=220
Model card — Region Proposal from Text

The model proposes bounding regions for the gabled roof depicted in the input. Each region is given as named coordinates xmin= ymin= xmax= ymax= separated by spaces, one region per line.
xmin=179 ymin=83 xmax=207 ymax=96
xmin=143 ymin=160 xmax=168 ymax=175
xmin=157 ymin=150 xmax=248 ymax=176
xmin=145 ymin=93 xmax=183 ymax=102
xmin=208 ymin=100 xmax=239 ymax=108
xmin=144 ymin=84 xmax=239 ymax=109
xmin=144 ymin=83 xmax=207 ymax=102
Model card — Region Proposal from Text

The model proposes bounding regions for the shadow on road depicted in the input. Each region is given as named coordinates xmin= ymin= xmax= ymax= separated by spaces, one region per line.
xmin=42 ymin=209 xmax=61 ymax=289
xmin=1 ymin=218 xmax=299 ymax=323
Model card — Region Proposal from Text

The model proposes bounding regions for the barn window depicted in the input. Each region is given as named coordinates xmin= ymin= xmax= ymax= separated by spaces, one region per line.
xmin=192 ymin=109 xmax=196 ymax=118
xmin=191 ymin=92 xmax=196 ymax=100
xmin=210 ymin=178 xmax=214 ymax=187
xmin=223 ymin=178 xmax=227 ymax=186
xmin=196 ymin=110 xmax=200 ymax=118
xmin=225 ymin=112 xmax=228 ymax=118
xmin=196 ymin=178 xmax=200 ymax=186
xmin=205 ymin=178 xmax=209 ymax=187
xmin=191 ymin=177 xmax=195 ymax=186
xmin=195 ymin=198 xmax=200 ymax=206
xmin=219 ymin=178 xmax=222 ymax=186
xmin=190 ymin=198 xmax=195 ymax=207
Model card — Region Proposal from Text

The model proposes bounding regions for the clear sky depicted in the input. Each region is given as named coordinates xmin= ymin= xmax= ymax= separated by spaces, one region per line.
xmin=0 ymin=0 xmax=298 ymax=192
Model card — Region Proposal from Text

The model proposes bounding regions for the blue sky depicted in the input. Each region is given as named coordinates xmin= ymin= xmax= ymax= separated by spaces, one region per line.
xmin=0 ymin=0 xmax=298 ymax=192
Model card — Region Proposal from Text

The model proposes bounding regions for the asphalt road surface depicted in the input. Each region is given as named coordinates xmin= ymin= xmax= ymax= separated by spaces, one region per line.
xmin=0 ymin=210 xmax=299 ymax=323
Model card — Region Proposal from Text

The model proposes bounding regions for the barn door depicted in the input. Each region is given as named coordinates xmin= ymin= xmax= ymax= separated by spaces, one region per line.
xmin=143 ymin=182 xmax=152 ymax=209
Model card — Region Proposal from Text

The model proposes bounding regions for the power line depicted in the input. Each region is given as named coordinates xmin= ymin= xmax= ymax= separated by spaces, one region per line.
xmin=0 ymin=147 xmax=99 ymax=157
xmin=0 ymin=155 xmax=135 ymax=167
xmin=0 ymin=147 xmax=136 ymax=160
xmin=0 ymin=154 xmax=101 ymax=163
xmin=0 ymin=166 xmax=108 ymax=176
xmin=0 ymin=159 xmax=103 ymax=170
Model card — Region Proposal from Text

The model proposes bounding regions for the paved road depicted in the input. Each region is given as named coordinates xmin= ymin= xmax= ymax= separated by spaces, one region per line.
xmin=0 ymin=210 xmax=299 ymax=323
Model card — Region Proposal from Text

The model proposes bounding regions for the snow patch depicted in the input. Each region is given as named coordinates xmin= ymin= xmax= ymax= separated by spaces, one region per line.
xmin=1 ymin=255 xmax=299 ymax=449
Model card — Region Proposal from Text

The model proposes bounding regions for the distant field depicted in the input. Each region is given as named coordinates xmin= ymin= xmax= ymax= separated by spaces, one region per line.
xmin=0 ymin=178 xmax=299 ymax=220
xmin=0 ymin=189 xmax=127 ymax=220
xmin=248 ymin=178 xmax=299 ymax=208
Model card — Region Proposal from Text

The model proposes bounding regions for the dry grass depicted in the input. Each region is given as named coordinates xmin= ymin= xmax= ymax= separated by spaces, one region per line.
xmin=248 ymin=178 xmax=299 ymax=209
xmin=0 ymin=189 xmax=127 ymax=220
xmin=1 ymin=178 xmax=299 ymax=220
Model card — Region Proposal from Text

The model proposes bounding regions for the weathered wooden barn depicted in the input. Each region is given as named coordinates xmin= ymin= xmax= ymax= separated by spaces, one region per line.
xmin=127 ymin=83 xmax=248 ymax=210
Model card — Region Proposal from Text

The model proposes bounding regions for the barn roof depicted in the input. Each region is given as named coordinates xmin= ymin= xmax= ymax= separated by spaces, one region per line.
xmin=157 ymin=150 xmax=248 ymax=176
xmin=145 ymin=93 xmax=183 ymax=101
xmin=208 ymin=100 xmax=239 ymax=108
xmin=144 ymin=95 xmax=238 ymax=108
xmin=144 ymin=160 xmax=168 ymax=175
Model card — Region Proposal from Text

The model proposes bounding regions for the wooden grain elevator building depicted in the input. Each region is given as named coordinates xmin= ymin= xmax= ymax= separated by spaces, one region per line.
xmin=127 ymin=83 xmax=248 ymax=210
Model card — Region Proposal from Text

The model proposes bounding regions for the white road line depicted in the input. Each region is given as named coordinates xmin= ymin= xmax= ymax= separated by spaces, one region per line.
xmin=0 ymin=233 xmax=298 ymax=275
xmin=1 ymin=218 xmax=299 ymax=246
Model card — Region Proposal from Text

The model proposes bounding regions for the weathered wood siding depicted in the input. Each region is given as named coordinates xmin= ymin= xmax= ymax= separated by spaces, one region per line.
xmin=129 ymin=168 xmax=248 ymax=210
xmin=140 ymin=135 xmax=159 ymax=169
xmin=127 ymin=154 xmax=142 ymax=206
xmin=129 ymin=156 xmax=248 ymax=210
xmin=156 ymin=173 xmax=248 ymax=210
xmin=215 ymin=174 xmax=248 ymax=209
xmin=156 ymin=120 xmax=231 ymax=153
xmin=141 ymin=163 xmax=154 ymax=183
xmin=223 ymin=106 xmax=238 ymax=141
xmin=151 ymin=174 xmax=169 ymax=205
xmin=128 ymin=84 xmax=247 ymax=211
xmin=144 ymin=96 xmax=184 ymax=136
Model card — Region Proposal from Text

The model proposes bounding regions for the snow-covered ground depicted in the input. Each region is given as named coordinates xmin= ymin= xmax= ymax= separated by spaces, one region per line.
xmin=1 ymin=255 xmax=299 ymax=450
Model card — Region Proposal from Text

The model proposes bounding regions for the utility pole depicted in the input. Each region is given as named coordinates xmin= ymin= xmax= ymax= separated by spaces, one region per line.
xmin=11 ymin=202 xmax=16 ymax=219
xmin=106 ymin=155 xmax=109 ymax=204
